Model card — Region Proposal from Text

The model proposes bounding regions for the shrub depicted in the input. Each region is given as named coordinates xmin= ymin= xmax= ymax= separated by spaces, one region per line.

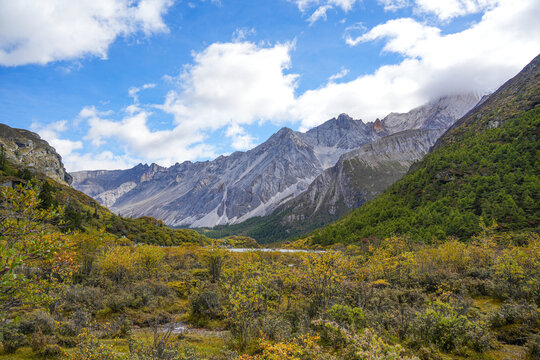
xmin=104 ymin=291 xmax=136 ymax=313
xmin=62 ymin=285 xmax=104 ymax=312
xmin=98 ymin=247 xmax=136 ymax=283
xmin=190 ymin=289 xmax=222 ymax=320
xmin=19 ymin=310 xmax=56 ymax=335
xmin=67 ymin=331 xmax=123 ymax=360
xmin=526 ymin=334 xmax=540 ymax=359
xmin=38 ymin=343 xmax=64 ymax=358
xmin=0 ymin=323 xmax=26 ymax=354
xmin=312 ymin=320 xmax=416 ymax=359
xmin=491 ymin=301 xmax=538 ymax=345
xmin=257 ymin=314 xmax=291 ymax=342
xmin=30 ymin=329 xmax=62 ymax=357
xmin=411 ymin=300 xmax=492 ymax=352
xmin=327 ymin=304 xmax=365 ymax=331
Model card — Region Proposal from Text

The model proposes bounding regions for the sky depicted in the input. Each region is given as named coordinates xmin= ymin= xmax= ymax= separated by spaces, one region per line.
xmin=0 ymin=0 xmax=539 ymax=172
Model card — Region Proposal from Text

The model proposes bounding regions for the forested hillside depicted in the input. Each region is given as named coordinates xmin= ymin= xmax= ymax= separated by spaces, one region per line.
xmin=0 ymin=149 xmax=209 ymax=246
xmin=308 ymin=54 xmax=540 ymax=246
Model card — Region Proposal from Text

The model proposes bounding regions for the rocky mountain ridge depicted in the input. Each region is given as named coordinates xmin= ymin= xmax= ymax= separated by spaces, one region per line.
xmin=307 ymin=53 xmax=540 ymax=245
xmin=71 ymin=93 xmax=481 ymax=229
xmin=0 ymin=124 xmax=72 ymax=184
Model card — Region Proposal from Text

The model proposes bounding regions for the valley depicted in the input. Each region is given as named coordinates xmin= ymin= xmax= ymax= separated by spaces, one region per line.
xmin=0 ymin=4 xmax=538 ymax=357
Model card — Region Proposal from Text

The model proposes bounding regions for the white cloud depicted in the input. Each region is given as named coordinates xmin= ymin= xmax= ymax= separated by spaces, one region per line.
xmin=160 ymin=41 xmax=298 ymax=130
xmin=31 ymin=120 xmax=83 ymax=157
xmin=292 ymin=0 xmax=540 ymax=129
xmin=377 ymin=0 xmax=498 ymax=20
xmin=308 ymin=5 xmax=333 ymax=24
xmin=31 ymin=118 xmax=134 ymax=171
xmin=377 ymin=0 xmax=410 ymax=11
xmin=328 ymin=67 xmax=350 ymax=81
xmin=80 ymin=105 xmax=216 ymax=167
xmin=291 ymin=0 xmax=361 ymax=23
xmin=232 ymin=28 xmax=256 ymax=42
xmin=225 ymin=124 xmax=257 ymax=151
xmin=69 ymin=41 xmax=296 ymax=169
xmin=128 ymin=83 xmax=156 ymax=103
xmin=415 ymin=0 xmax=498 ymax=21
xmin=64 ymin=151 xmax=137 ymax=172
xmin=0 ymin=0 xmax=173 ymax=66
xmin=345 ymin=18 xmax=440 ymax=48
xmin=39 ymin=0 xmax=539 ymax=171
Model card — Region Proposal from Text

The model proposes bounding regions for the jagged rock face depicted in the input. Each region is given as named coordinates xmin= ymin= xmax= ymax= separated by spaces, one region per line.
xmin=71 ymin=94 xmax=480 ymax=228
xmin=71 ymin=118 xmax=384 ymax=227
xmin=382 ymin=93 xmax=482 ymax=134
xmin=0 ymin=123 xmax=72 ymax=184
xmin=278 ymin=128 xmax=445 ymax=227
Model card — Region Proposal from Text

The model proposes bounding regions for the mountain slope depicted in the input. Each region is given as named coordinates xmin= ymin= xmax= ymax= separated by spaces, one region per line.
xmin=0 ymin=124 xmax=72 ymax=184
xmin=204 ymin=128 xmax=446 ymax=243
xmin=0 ymin=123 xmax=209 ymax=246
xmin=308 ymin=53 xmax=540 ymax=246
xmin=72 ymin=117 xmax=387 ymax=227
xmin=204 ymin=95 xmax=481 ymax=243
xmin=72 ymin=95 xmax=479 ymax=229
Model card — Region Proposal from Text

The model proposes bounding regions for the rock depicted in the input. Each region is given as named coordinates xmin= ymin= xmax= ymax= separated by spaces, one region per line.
xmin=70 ymin=94 xmax=481 ymax=228
xmin=0 ymin=123 xmax=72 ymax=184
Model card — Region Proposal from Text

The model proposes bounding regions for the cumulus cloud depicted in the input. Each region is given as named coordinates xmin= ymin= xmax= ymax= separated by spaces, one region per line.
xmin=0 ymin=0 xmax=173 ymax=66
xmin=39 ymin=0 xmax=540 ymax=171
xmin=31 ymin=121 xmax=83 ymax=157
xmin=31 ymin=118 xmax=137 ymax=171
xmin=414 ymin=0 xmax=498 ymax=21
xmin=225 ymin=124 xmax=257 ymax=151
xmin=159 ymin=41 xmax=298 ymax=130
xmin=80 ymin=105 xmax=216 ymax=166
xmin=63 ymin=151 xmax=137 ymax=172
xmin=292 ymin=0 xmax=540 ymax=128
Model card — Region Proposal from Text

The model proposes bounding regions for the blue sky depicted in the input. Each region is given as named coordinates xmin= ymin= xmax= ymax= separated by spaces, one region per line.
xmin=0 ymin=0 xmax=539 ymax=171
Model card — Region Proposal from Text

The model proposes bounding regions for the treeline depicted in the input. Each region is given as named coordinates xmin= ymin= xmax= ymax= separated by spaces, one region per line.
xmin=0 ymin=157 xmax=209 ymax=246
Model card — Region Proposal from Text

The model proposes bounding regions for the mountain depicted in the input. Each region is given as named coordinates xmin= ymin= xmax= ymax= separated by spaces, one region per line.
xmin=0 ymin=124 xmax=209 ymax=246
xmin=204 ymin=95 xmax=481 ymax=243
xmin=71 ymin=116 xmax=387 ymax=227
xmin=0 ymin=123 xmax=72 ymax=184
xmin=307 ymin=53 xmax=540 ymax=246
xmin=71 ymin=94 xmax=480 ymax=230
xmin=381 ymin=93 xmax=481 ymax=133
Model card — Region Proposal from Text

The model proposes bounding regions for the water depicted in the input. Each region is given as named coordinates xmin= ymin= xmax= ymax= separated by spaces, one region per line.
xmin=160 ymin=322 xmax=187 ymax=334
xmin=224 ymin=248 xmax=325 ymax=253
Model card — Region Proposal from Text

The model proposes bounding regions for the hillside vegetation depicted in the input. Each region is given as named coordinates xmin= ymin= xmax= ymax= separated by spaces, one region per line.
xmin=0 ymin=156 xmax=210 ymax=246
xmin=308 ymin=55 xmax=540 ymax=246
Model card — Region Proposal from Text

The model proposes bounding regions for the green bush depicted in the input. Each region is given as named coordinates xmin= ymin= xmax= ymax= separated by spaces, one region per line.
xmin=19 ymin=310 xmax=56 ymax=335
xmin=526 ymin=334 xmax=540 ymax=359
xmin=328 ymin=304 xmax=365 ymax=331
xmin=411 ymin=300 xmax=491 ymax=352
xmin=0 ymin=323 xmax=26 ymax=354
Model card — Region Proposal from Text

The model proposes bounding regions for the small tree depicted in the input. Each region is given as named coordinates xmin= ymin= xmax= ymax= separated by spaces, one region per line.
xmin=0 ymin=185 xmax=76 ymax=319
